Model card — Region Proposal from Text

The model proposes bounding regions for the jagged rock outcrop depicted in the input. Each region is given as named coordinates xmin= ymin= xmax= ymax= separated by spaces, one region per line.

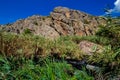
xmin=2 ymin=7 xmax=106 ymax=39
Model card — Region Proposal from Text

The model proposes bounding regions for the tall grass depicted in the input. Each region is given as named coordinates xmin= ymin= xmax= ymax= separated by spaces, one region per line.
xmin=0 ymin=55 xmax=94 ymax=80
xmin=0 ymin=32 xmax=85 ymax=60
xmin=0 ymin=26 xmax=120 ymax=79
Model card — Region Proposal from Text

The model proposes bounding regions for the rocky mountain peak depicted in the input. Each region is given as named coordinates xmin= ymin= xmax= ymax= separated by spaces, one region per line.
xmin=2 ymin=7 xmax=106 ymax=39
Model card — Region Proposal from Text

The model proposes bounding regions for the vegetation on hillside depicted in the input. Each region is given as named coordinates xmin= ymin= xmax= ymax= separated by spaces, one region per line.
xmin=0 ymin=16 xmax=120 ymax=80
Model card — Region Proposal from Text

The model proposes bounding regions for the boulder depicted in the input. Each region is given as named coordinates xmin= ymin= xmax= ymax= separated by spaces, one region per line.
xmin=79 ymin=41 xmax=103 ymax=55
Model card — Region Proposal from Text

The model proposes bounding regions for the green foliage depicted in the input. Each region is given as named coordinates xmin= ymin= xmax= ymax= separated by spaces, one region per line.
xmin=96 ymin=17 xmax=120 ymax=49
xmin=0 ymin=55 xmax=93 ymax=80
xmin=60 ymin=35 xmax=111 ymax=46
xmin=88 ymin=45 xmax=120 ymax=79
xmin=0 ymin=19 xmax=120 ymax=80
xmin=23 ymin=28 xmax=33 ymax=35
xmin=0 ymin=33 xmax=85 ymax=60
xmin=90 ymin=16 xmax=120 ymax=79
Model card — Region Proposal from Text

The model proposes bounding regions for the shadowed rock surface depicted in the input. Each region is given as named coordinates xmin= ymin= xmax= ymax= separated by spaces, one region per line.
xmin=2 ymin=7 xmax=106 ymax=39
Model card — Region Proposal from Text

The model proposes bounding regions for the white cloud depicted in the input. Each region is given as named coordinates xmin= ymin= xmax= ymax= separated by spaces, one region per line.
xmin=112 ymin=0 xmax=120 ymax=12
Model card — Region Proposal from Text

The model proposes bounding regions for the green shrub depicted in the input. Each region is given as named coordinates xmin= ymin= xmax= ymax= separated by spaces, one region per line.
xmin=23 ymin=28 xmax=32 ymax=35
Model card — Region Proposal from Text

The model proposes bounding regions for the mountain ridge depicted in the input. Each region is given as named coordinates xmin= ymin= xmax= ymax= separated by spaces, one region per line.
xmin=2 ymin=6 xmax=106 ymax=39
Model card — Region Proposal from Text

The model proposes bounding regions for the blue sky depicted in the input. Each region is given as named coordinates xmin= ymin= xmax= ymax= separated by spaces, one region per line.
xmin=0 ymin=0 xmax=119 ymax=24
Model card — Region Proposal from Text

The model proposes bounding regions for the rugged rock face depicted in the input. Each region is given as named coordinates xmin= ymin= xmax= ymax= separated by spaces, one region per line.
xmin=79 ymin=41 xmax=103 ymax=55
xmin=2 ymin=7 xmax=106 ymax=39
